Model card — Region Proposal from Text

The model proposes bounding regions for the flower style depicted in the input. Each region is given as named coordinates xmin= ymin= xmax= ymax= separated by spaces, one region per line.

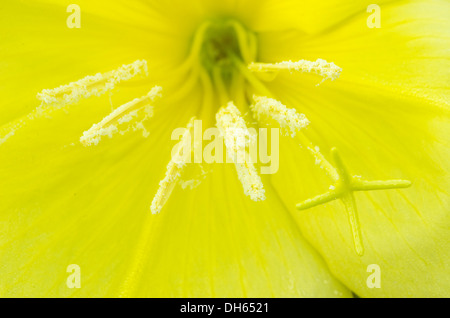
xmin=0 ymin=0 xmax=448 ymax=297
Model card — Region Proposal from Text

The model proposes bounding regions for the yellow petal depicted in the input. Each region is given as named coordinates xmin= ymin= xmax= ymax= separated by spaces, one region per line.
xmin=259 ymin=0 xmax=450 ymax=107
xmin=251 ymin=0 xmax=393 ymax=33
xmin=262 ymin=0 xmax=450 ymax=297
xmin=122 ymin=164 xmax=352 ymax=297
xmin=0 ymin=101 xmax=350 ymax=297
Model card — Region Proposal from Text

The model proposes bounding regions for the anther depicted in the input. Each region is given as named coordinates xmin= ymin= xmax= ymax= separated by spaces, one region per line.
xmin=36 ymin=60 xmax=148 ymax=111
xmin=150 ymin=117 xmax=195 ymax=214
xmin=216 ymin=102 xmax=265 ymax=201
xmin=80 ymin=86 xmax=161 ymax=146
xmin=251 ymin=95 xmax=309 ymax=137
xmin=249 ymin=59 xmax=342 ymax=84
xmin=1 ymin=61 xmax=149 ymax=146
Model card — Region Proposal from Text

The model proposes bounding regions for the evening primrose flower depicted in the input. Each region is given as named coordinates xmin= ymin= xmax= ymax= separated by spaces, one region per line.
xmin=0 ymin=0 xmax=449 ymax=298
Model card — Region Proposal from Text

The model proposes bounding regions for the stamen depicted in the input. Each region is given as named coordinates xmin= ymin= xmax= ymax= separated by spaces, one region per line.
xmin=1 ymin=61 xmax=149 ymax=146
xmin=212 ymin=67 xmax=229 ymax=105
xmin=249 ymin=59 xmax=342 ymax=83
xmin=80 ymin=86 xmax=161 ymax=146
xmin=225 ymin=20 xmax=257 ymax=64
xmin=36 ymin=60 xmax=148 ymax=112
xmin=296 ymin=147 xmax=412 ymax=256
xmin=0 ymin=120 xmax=24 ymax=146
xmin=231 ymin=53 xmax=340 ymax=182
xmin=251 ymin=95 xmax=310 ymax=137
xmin=150 ymin=117 xmax=195 ymax=214
xmin=216 ymin=102 xmax=265 ymax=201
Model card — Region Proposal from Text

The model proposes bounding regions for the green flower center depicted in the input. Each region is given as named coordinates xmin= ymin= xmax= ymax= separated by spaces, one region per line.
xmin=198 ymin=19 xmax=257 ymax=73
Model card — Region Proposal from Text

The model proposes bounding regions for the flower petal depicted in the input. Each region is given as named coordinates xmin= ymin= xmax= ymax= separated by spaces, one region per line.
xmin=265 ymin=0 xmax=450 ymax=297
xmin=0 ymin=105 xmax=351 ymax=297
xmin=122 ymin=164 xmax=352 ymax=297
xmin=250 ymin=0 xmax=393 ymax=33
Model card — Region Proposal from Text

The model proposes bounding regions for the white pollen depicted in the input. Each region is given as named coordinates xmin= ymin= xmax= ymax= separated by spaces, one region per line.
xmin=150 ymin=117 xmax=195 ymax=214
xmin=80 ymin=86 xmax=161 ymax=146
xmin=0 ymin=61 xmax=150 ymax=147
xmin=251 ymin=96 xmax=309 ymax=137
xmin=0 ymin=120 xmax=23 ymax=146
xmin=216 ymin=102 xmax=265 ymax=201
xmin=248 ymin=58 xmax=342 ymax=84
xmin=36 ymin=60 xmax=148 ymax=111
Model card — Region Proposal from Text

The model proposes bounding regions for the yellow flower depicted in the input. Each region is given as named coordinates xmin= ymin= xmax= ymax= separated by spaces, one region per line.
xmin=0 ymin=0 xmax=448 ymax=297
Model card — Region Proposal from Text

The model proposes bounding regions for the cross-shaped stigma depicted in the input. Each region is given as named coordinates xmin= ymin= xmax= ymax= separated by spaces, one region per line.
xmin=296 ymin=147 xmax=412 ymax=256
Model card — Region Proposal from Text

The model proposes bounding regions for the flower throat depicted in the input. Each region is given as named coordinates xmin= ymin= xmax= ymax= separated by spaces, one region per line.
xmin=198 ymin=19 xmax=257 ymax=75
